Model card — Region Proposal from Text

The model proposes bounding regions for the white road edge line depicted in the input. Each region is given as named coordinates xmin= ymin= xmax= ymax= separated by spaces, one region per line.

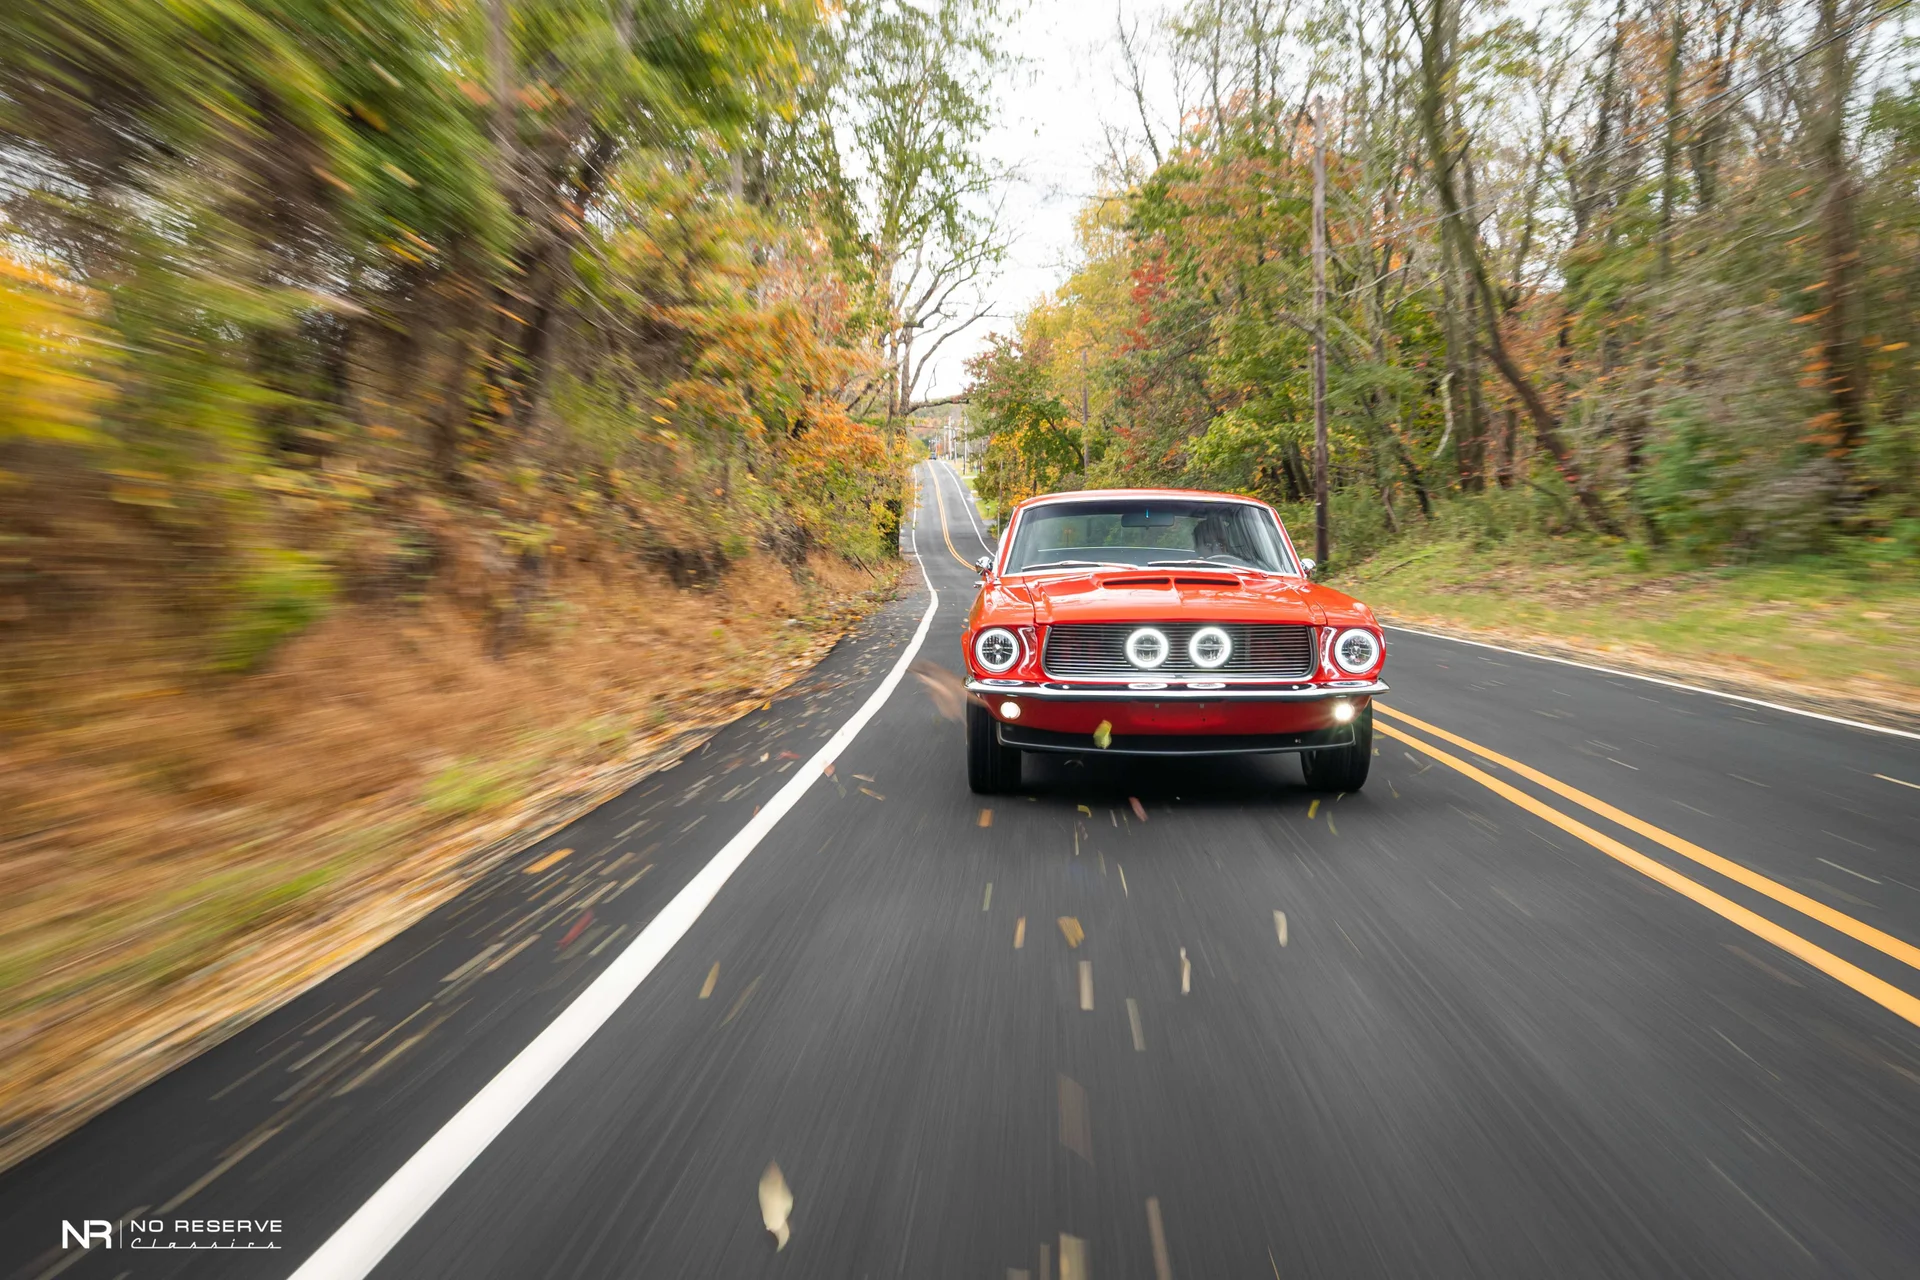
xmin=1385 ymin=624 xmax=1920 ymax=743
xmin=288 ymin=476 xmax=943 ymax=1280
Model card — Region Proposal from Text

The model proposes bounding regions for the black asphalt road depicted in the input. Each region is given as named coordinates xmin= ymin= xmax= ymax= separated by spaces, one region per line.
xmin=6 ymin=461 xmax=1920 ymax=1279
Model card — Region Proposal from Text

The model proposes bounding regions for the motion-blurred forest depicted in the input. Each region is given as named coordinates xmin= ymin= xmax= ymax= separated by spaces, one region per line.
xmin=968 ymin=0 xmax=1920 ymax=570
xmin=0 ymin=0 xmax=1003 ymax=1165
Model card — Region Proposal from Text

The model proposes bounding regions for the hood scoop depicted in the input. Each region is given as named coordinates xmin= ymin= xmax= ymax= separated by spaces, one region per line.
xmin=1095 ymin=573 xmax=1242 ymax=590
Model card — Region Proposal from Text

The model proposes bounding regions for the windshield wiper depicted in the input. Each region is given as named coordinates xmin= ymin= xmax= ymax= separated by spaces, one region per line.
xmin=1013 ymin=559 xmax=1137 ymax=573
xmin=1145 ymin=558 xmax=1266 ymax=572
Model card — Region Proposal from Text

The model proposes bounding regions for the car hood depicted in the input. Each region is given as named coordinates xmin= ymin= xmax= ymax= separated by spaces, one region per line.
xmin=1007 ymin=569 xmax=1371 ymax=628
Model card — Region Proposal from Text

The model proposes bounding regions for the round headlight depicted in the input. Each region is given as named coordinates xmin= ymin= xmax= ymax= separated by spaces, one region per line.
xmin=1187 ymin=625 xmax=1232 ymax=669
xmin=1124 ymin=627 xmax=1169 ymax=669
xmin=1332 ymin=627 xmax=1382 ymax=675
xmin=973 ymin=626 xmax=1020 ymax=673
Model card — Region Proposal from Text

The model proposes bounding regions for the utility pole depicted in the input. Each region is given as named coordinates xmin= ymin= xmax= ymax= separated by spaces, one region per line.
xmin=1312 ymin=95 xmax=1329 ymax=568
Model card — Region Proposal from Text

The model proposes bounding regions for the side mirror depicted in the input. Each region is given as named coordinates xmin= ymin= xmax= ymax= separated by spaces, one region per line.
xmin=1299 ymin=557 xmax=1317 ymax=575
xmin=973 ymin=555 xmax=993 ymax=574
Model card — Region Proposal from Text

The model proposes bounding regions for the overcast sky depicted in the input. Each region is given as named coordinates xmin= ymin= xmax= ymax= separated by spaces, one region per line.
xmin=918 ymin=0 xmax=1175 ymax=400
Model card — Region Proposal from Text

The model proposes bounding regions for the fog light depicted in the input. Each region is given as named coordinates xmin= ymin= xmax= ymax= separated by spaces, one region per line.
xmin=1000 ymin=700 xmax=1021 ymax=720
xmin=1332 ymin=700 xmax=1355 ymax=723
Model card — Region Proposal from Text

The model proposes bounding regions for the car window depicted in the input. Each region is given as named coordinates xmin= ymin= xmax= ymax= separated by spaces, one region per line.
xmin=1005 ymin=499 xmax=1296 ymax=573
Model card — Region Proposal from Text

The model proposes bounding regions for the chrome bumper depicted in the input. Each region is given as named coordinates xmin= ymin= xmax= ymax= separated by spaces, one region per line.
xmin=999 ymin=723 xmax=1357 ymax=756
xmin=964 ymin=678 xmax=1388 ymax=701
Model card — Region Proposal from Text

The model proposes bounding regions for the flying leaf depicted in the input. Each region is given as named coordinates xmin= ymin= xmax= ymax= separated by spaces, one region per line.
xmin=758 ymin=1161 xmax=793 ymax=1250
xmin=909 ymin=660 xmax=969 ymax=721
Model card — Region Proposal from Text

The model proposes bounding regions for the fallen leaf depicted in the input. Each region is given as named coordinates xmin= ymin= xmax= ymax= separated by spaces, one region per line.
xmin=822 ymin=762 xmax=835 ymax=777
xmin=557 ymin=909 xmax=593 ymax=950
xmin=1146 ymin=1198 xmax=1171 ymax=1280
xmin=524 ymin=847 xmax=573 ymax=874
xmin=1129 ymin=797 xmax=1147 ymax=822
xmin=978 ymin=808 xmax=993 ymax=828
xmin=759 ymin=1161 xmax=793 ymax=1250
xmin=699 ymin=963 xmax=718 ymax=999
xmin=1077 ymin=804 xmax=1092 ymax=816
xmin=1058 ymin=1075 xmax=1093 ymax=1163
xmin=1093 ymin=721 xmax=1113 ymax=749
xmin=1057 ymin=916 xmax=1084 ymax=948
xmin=1307 ymin=798 xmax=1320 ymax=819
xmin=1179 ymin=946 xmax=1191 ymax=995
xmin=1060 ymin=1231 xmax=1091 ymax=1279
xmin=858 ymin=786 xmax=885 ymax=801
xmin=721 ymin=974 xmax=762 ymax=1025
xmin=1014 ymin=916 xmax=1026 ymax=948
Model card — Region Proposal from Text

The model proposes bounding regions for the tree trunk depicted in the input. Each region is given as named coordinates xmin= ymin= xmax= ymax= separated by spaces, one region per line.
xmin=1689 ymin=0 xmax=1753 ymax=211
xmin=1815 ymin=0 xmax=1869 ymax=512
xmin=1281 ymin=441 xmax=1310 ymax=502
xmin=1497 ymin=408 xmax=1516 ymax=488
xmin=1458 ymin=146 xmax=1487 ymax=489
xmin=1656 ymin=7 xmax=1686 ymax=277
xmin=1437 ymin=228 xmax=1467 ymax=489
xmin=1412 ymin=0 xmax=1622 ymax=536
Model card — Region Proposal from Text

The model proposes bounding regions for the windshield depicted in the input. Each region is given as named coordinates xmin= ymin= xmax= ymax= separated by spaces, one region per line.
xmin=1003 ymin=498 xmax=1296 ymax=574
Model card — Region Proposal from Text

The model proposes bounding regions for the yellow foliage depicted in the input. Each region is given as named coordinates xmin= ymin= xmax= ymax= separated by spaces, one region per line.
xmin=0 ymin=254 xmax=111 ymax=450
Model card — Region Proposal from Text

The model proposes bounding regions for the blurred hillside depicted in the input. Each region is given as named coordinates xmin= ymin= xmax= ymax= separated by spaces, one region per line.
xmin=0 ymin=0 xmax=1004 ymax=1165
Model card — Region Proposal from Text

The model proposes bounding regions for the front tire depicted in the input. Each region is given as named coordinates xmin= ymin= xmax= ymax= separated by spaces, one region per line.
xmin=1301 ymin=704 xmax=1372 ymax=792
xmin=966 ymin=699 xmax=1022 ymax=794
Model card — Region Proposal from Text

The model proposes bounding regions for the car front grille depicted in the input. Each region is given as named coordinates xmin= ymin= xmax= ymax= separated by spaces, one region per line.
xmin=1041 ymin=622 xmax=1317 ymax=680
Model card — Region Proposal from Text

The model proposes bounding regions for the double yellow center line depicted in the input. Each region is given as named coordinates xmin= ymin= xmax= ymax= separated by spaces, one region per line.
xmin=1375 ymin=704 xmax=1920 ymax=1028
xmin=926 ymin=462 xmax=982 ymax=572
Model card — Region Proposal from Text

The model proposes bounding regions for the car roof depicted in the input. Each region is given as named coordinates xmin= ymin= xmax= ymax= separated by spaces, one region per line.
xmin=1011 ymin=488 xmax=1273 ymax=512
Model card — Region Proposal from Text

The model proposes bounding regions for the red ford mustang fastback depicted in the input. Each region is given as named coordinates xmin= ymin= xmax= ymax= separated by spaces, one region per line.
xmin=960 ymin=488 xmax=1386 ymax=794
